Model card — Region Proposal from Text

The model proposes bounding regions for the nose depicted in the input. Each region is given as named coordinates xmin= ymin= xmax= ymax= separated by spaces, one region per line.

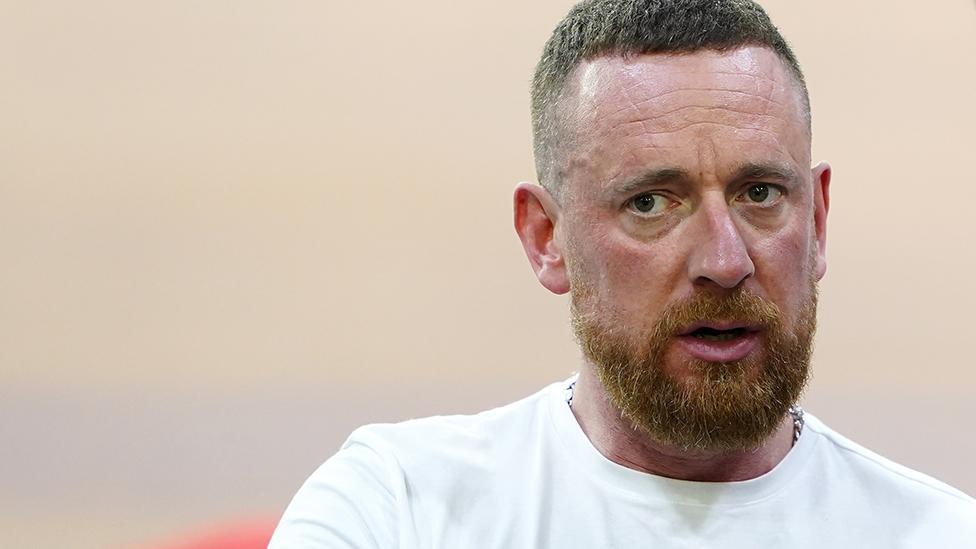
xmin=687 ymin=198 xmax=755 ymax=289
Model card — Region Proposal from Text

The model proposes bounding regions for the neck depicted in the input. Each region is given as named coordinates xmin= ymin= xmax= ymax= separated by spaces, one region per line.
xmin=569 ymin=366 xmax=796 ymax=482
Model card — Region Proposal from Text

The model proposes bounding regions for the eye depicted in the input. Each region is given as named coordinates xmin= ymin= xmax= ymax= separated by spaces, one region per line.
xmin=741 ymin=184 xmax=783 ymax=204
xmin=628 ymin=192 xmax=673 ymax=215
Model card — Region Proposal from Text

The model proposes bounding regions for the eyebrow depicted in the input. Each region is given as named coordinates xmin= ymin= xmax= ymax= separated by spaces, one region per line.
xmin=733 ymin=161 xmax=798 ymax=182
xmin=611 ymin=161 xmax=798 ymax=195
xmin=612 ymin=168 xmax=689 ymax=194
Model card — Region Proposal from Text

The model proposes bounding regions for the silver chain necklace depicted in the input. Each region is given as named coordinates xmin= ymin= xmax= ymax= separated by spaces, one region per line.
xmin=565 ymin=379 xmax=805 ymax=443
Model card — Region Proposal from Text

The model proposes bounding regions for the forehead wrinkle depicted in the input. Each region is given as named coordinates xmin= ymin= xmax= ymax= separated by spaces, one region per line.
xmin=602 ymin=119 xmax=799 ymax=185
xmin=647 ymin=87 xmax=787 ymax=108
xmin=603 ymin=87 xmax=788 ymax=122
xmin=578 ymin=48 xmax=807 ymax=112
xmin=641 ymin=104 xmax=786 ymax=124
xmin=605 ymin=66 xmax=788 ymax=99
xmin=589 ymin=113 xmax=799 ymax=190
xmin=589 ymin=68 xmax=803 ymax=134
xmin=594 ymin=87 xmax=792 ymax=150
xmin=624 ymin=119 xmax=788 ymax=142
xmin=567 ymin=50 xmax=804 ymax=130
xmin=600 ymin=76 xmax=793 ymax=121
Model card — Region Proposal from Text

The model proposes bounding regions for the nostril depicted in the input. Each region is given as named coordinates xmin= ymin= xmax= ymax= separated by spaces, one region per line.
xmin=692 ymin=264 xmax=755 ymax=290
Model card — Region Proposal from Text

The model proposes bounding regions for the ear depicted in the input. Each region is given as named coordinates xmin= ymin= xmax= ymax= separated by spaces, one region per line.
xmin=811 ymin=162 xmax=831 ymax=280
xmin=513 ymin=182 xmax=570 ymax=294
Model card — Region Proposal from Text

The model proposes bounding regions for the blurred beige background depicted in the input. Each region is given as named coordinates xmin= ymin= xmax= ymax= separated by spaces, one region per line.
xmin=1 ymin=1 xmax=974 ymax=547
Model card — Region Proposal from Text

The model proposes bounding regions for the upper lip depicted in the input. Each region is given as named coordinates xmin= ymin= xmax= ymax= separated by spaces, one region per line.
xmin=677 ymin=321 xmax=762 ymax=336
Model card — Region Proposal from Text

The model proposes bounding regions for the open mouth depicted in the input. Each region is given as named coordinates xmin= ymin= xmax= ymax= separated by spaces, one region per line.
xmin=676 ymin=323 xmax=761 ymax=362
xmin=688 ymin=326 xmax=750 ymax=342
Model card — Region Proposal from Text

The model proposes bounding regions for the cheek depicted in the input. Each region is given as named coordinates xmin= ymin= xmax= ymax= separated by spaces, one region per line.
xmin=583 ymin=238 xmax=684 ymax=324
xmin=751 ymin=222 xmax=817 ymax=318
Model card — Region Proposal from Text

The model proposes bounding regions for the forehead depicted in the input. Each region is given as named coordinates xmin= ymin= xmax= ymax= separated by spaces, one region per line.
xmin=572 ymin=46 xmax=805 ymax=120
xmin=560 ymin=46 xmax=810 ymax=188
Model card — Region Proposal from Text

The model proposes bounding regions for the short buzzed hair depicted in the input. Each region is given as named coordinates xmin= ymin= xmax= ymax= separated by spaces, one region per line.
xmin=531 ymin=0 xmax=809 ymax=194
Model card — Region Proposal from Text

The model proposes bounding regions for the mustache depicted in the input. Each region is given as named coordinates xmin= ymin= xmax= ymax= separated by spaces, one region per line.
xmin=653 ymin=290 xmax=782 ymax=338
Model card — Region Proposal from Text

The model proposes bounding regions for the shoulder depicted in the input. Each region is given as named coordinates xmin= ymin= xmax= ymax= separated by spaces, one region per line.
xmin=269 ymin=381 xmax=565 ymax=548
xmin=803 ymin=413 xmax=976 ymax=521
xmin=347 ymin=380 xmax=560 ymax=471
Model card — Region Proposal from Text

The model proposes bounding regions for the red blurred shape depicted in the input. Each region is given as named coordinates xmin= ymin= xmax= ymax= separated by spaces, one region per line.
xmin=138 ymin=518 xmax=277 ymax=549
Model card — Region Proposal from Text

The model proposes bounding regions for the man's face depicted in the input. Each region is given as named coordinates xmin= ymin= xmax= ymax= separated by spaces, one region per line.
xmin=555 ymin=46 xmax=829 ymax=450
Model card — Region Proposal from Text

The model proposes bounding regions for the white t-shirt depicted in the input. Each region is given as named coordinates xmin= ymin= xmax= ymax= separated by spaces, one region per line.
xmin=270 ymin=379 xmax=976 ymax=548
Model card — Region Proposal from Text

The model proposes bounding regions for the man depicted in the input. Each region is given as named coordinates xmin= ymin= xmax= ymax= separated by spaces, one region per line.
xmin=270 ymin=1 xmax=976 ymax=547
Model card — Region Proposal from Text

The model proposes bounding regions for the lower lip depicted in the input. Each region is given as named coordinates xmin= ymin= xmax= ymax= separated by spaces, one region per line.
xmin=675 ymin=332 xmax=760 ymax=363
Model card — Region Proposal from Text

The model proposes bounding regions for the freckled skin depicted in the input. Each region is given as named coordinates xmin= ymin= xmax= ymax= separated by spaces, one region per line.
xmin=558 ymin=47 xmax=827 ymax=385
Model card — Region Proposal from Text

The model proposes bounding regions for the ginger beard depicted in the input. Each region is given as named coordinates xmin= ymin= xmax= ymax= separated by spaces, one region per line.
xmin=570 ymin=275 xmax=818 ymax=451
